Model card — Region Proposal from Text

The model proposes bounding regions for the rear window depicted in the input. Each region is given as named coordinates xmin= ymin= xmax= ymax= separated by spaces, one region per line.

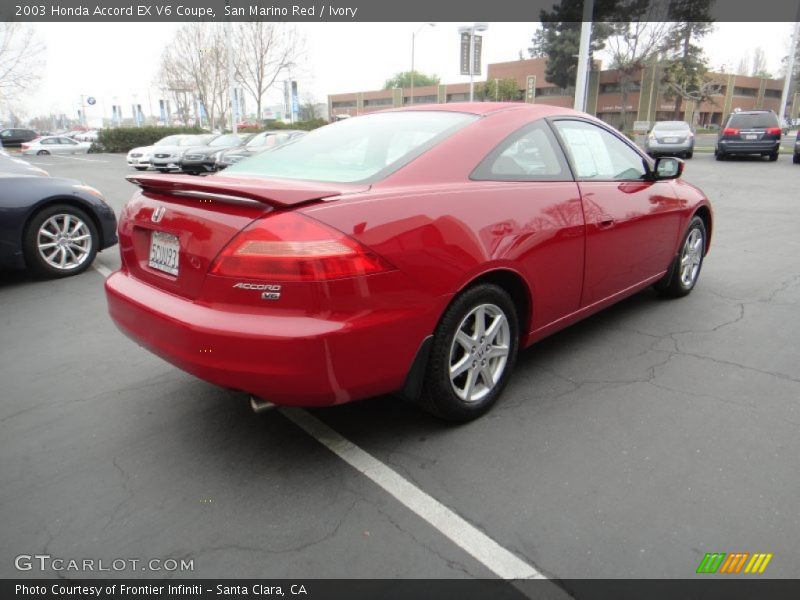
xmin=653 ymin=121 xmax=689 ymax=130
xmin=225 ymin=111 xmax=478 ymax=183
xmin=727 ymin=113 xmax=779 ymax=129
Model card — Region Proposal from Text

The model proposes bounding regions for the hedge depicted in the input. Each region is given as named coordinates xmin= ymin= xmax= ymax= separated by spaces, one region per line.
xmin=96 ymin=127 xmax=205 ymax=153
xmin=95 ymin=120 xmax=329 ymax=153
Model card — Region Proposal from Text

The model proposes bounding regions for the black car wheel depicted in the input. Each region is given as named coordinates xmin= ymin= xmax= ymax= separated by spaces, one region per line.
xmin=156 ymin=168 xmax=169 ymax=173
xmin=685 ymin=151 xmax=693 ymax=159
xmin=768 ymin=151 xmax=779 ymax=162
xmin=23 ymin=204 xmax=99 ymax=278
xmin=793 ymin=154 xmax=800 ymax=164
xmin=134 ymin=167 xmax=148 ymax=171
xmin=419 ymin=284 xmax=519 ymax=422
xmin=655 ymin=216 xmax=706 ymax=298
xmin=36 ymin=150 xmax=50 ymax=156
xmin=714 ymin=149 xmax=725 ymax=161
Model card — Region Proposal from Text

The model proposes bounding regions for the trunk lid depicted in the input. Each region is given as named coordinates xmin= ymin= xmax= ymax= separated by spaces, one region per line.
xmin=120 ymin=174 xmax=368 ymax=299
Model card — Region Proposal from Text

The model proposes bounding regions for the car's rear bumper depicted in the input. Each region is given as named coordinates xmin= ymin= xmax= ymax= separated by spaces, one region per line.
xmin=105 ymin=271 xmax=434 ymax=406
xmin=645 ymin=140 xmax=693 ymax=154
xmin=718 ymin=140 xmax=780 ymax=154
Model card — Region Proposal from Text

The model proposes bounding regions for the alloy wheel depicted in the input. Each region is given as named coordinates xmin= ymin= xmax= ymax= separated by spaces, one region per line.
xmin=36 ymin=213 xmax=93 ymax=271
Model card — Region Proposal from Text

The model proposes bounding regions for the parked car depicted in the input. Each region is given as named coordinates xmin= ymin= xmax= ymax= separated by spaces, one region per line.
xmin=0 ymin=150 xmax=49 ymax=176
xmin=0 ymin=175 xmax=117 ymax=277
xmin=127 ymin=134 xmax=192 ymax=171
xmin=151 ymin=134 xmax=216 ymax=172
xmin=794 ymin=129 xmax=800 ymax=164
xmin=216 ymin=130 xmax=306 ymax=170
xmin=106 ymin=104 xmax=713 ymax=422
xmin=715 ymin=110 xmax=782 ymax=161
xmin=0 ymin=128 xmax=38 ymax=148
xmin=179 ymin=133 xmax=255 ymax=175
xmin=645 ymin=121 xmax=694 ymax=159
xmin=21 ymin=136 xmax=92 ymax=156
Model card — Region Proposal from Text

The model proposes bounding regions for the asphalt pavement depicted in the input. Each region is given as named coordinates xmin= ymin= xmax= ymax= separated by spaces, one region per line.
xmin=1 ymin=152 xmax=799 ymax=584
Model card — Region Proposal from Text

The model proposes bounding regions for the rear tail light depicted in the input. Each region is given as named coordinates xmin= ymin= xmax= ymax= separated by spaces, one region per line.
xmin=766 ymin=127 xmax=782 ymax=136
xmin=210 ymin=212 xmax=394 ymax=282
xmin=722 ymin=128 xmax=739 ymax=136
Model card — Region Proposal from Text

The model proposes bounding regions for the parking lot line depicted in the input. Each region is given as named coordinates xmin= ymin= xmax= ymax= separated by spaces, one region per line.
xmin=282 ymin=406 xmax=546 ymax=580
xmin=93 ymin=264 xmax=113 ymax=278
xmin=89 ymin=263 xmax=545 ymax=580
xmin=51 ymin=155 xmax=110 ymax=163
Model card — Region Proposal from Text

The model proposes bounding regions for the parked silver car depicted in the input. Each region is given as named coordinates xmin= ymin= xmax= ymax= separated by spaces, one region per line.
xmin=645 ymin=121 xmax=694 ymax=159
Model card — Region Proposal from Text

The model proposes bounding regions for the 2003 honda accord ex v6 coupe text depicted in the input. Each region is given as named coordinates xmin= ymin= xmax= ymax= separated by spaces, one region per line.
xmin=105 ymin=103 xmax=712 ymax=422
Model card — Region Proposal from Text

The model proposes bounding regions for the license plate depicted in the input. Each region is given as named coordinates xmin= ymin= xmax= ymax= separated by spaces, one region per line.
xmin=745 ymin=134 xmax=757 ymax=140
xmin=664 ymin=137 xmax=677 ymax=143
xmin=148 ymin=231 xmax=180 ymax=276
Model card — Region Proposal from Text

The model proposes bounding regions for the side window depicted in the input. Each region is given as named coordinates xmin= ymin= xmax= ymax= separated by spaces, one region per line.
xmin=0 ymin=130 xmax=11 ymax=138
xmin=471 ymin=120 xmax=570 ymax=181
xmin=60 ymin=137 xmax=77 ymax=145
xmin=553 ymin=120 xmax=647 ymax=181
xmin=41 ymin=138 xmax=56 ymax=145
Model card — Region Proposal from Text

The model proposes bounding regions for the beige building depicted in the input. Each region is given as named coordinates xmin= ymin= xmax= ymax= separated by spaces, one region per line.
xmin=328 ymin=58 xmax=797 ymax=129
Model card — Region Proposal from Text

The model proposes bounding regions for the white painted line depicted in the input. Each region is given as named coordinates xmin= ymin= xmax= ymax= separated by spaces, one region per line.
xmin=51 ymin=155 xmax=109 ymax=163
xmin=93 ymin=264 xmax=113 ymax=278
xmin=91 ymin=265 xmax=542 ymax=579
xmin=281 ymin=406 xmax=546 ymax=580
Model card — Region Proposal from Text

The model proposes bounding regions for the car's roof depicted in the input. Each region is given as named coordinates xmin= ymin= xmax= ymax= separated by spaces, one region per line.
xmin=382 ymin=102 xmax=585 ymax=118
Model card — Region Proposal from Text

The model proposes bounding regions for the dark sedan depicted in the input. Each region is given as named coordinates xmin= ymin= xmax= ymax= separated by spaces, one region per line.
xmin=216 ymin=130 xmax=306 ymax=170
xmin=0 ymin=128 xmax=38 ymax=148
xmin=0 ymin=174 xmax=117 ymax=277
xmin=179 ymin=133 xmax=255 ymax=175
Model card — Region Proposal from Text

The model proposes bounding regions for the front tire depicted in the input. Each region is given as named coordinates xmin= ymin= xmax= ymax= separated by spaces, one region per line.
xmin=134 ymin=166 xmax=148 ymax=171
xmin=23 ymin=204 xmax=98 ymax=278
xmin=419 ymin=284 xmax=519 ymax=422
xmin=655 ymin=216 xmax=707 ymax=298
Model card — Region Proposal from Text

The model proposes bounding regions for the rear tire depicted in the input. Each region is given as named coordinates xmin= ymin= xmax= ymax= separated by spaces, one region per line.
xmin=685 ymin=151 xmax=693 ymax=159
xmin=768 ymin=151 xmax=779 ymax=162
xmin=793 ymin=154 xmax=800 ymax=164
xmin=714 ymin=149 xmax=725 ymax=161
xmin=419 ymin=284 xmax=519 ymax=422
xmin=655 ymin=216 xmax=706 ymax=298
xmin=37 ymin=150 xmax=50 ymax=156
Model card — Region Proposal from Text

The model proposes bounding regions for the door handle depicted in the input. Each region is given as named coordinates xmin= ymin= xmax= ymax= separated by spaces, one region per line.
xmin=598 ymin=214 xmax=615 ymax=229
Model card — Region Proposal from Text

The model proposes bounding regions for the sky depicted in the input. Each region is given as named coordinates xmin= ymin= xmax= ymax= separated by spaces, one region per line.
xmin=12 ymin=21 xmax=797 ymax=125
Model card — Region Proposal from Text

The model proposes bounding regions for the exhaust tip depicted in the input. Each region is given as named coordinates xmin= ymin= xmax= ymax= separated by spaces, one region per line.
xmin=249 ymin=395 xmax=277 ymax=413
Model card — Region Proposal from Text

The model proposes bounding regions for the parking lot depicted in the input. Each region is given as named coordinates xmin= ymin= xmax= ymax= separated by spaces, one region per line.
xmin=1 ymin=152 xmax=799 ymax=584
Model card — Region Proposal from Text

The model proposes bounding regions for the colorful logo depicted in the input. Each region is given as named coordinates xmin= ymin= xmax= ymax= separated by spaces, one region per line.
xmin=696 ymin=552 xmax=773 ymax=574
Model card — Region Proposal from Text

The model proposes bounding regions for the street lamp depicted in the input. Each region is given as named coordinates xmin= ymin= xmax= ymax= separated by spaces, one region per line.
xmin=410 ymin=23 xmax=435 ymax=105
xmin=458 ymin=23 xmax=488 ymax=102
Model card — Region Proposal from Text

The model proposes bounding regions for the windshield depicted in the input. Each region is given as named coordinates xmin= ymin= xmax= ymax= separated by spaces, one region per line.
xmin=226 ymin=112 xmax=477 ymax=183
xmin=653 ymin=121 xmax=689 ymax=130
xmin=155 ymin=135 xmax=183 ymax=146
xmin=210 ymin=134 xmax=244 ymax=147
xmin=180 ymin=135 xmax=214 ymax=146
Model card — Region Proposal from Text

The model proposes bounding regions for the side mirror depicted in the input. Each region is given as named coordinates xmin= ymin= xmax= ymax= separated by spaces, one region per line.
xmin=652 ymin=156 xmax=684 ymax=180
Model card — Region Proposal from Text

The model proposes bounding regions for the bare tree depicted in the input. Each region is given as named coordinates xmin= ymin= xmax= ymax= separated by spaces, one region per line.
xmin=750 ymin=47 xmax=771 ymax=77
xmin=604 ymin=4 xmax=675 ymax=129
xmin=156 ymin=61 xmax=194 ymax=126
xmin=234 ymin=22 xmax=303 ymax=123
xmin=157 ymin=23 xmax=230 ymax=130
xmin=0 ymin=23 xmax=45 ymax=100
xmin=736 ymin=54 xmax=750 ymax=76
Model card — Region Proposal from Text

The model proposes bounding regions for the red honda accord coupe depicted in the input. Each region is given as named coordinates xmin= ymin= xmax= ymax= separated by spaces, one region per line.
xmin=105 ymin=103 xmax=712 ymax=421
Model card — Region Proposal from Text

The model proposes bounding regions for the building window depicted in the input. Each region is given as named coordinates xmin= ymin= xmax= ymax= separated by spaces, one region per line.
xmin=404 ymin=95 xmax=438 ymax=105
xmin=363 ymin=97 xmax=393 ymax=107
xmin=764 ymin=89 xmax=782 ymax=99
xmin=446 ymin=93 xmax=469 ymax=102
xmin=599 ymin=83 xmax=620 ymax=94
xmin=538 ymin=86 xmax=573 ymax=97
xmin=331 ymin=101 xmax=356 ymax=109
xmin=733 ymin=86 xmax=758 ymax=97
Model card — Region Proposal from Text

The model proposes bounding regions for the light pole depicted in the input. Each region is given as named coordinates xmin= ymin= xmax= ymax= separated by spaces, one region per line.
xmin=573 ymin=0 xmax=594 ymax=112
xmin=458 ymin=23 xmax=488 ymax=102
xmin=410 ymin=23 xmax=435 ymax=105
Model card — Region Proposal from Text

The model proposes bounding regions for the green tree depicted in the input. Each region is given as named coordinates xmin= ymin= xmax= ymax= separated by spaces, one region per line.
xmin=659 ymin=0 xmax=714 ymax=120
xmin=383 ymin=71 xmax=440 ymax=90
xmin=477 ymin=78 xmax=522 ymax=102
xmin=528 ymin=0 xmax=620 ymax=89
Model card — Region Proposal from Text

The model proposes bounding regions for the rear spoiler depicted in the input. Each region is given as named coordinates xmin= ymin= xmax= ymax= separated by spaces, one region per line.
xmin=126 ymin=173 xmax=369 ymax=208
